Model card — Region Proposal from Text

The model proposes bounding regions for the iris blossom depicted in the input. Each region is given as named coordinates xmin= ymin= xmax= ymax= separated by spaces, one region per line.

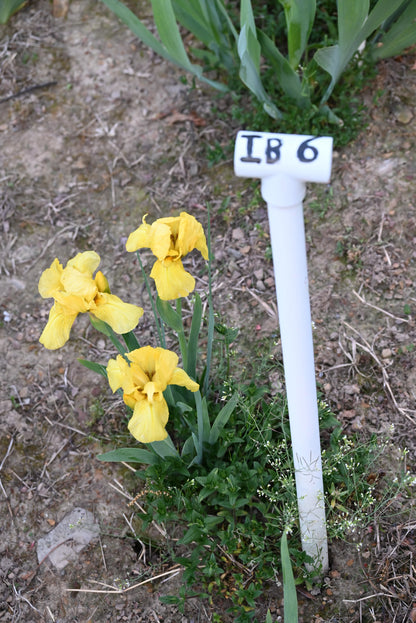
xmin=126 ymin=212 xmax=208 ymax=300
xmin=107 ymin=346 xmax=199 ymax=443
xmin=39 ymin=251 xmax=143 ymax=349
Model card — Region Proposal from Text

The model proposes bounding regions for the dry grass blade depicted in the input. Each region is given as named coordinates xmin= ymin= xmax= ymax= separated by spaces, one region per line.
xmin=245 ymin=287 xmax=277 ymax=318
xmin=65 ymin=566 xmax=182 ymax=594
xmin=107 ymin=479 xmax=168 ymax=539
xmin=343 ymin=321 xmax=416 ymax=425
xmin=353 ymin=289 xmax=410 ymax=324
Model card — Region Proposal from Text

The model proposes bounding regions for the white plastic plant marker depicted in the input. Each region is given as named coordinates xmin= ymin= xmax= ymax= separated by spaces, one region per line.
xmin=234 ymin=131 xmax=333 ymax=572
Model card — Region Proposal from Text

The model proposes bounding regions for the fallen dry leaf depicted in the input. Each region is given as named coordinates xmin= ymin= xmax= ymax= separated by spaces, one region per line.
xmin=153 ymin=109 xmax=206 ymax=126
xmin=53 ymin=0 xmax=70 ymax=18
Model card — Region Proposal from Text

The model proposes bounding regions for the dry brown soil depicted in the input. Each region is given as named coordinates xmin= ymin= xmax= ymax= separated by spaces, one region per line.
xmin=0 ymin=2 xmax=416 ymax=622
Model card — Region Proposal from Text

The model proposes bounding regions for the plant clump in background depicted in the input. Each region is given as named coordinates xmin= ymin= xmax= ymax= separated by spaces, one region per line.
xmin=98 ymin=0 xmax=416 ymax=145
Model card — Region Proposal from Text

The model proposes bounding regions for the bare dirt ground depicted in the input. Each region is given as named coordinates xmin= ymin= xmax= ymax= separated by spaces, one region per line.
xmin=0 ymin=1 xmax=415 ymax=621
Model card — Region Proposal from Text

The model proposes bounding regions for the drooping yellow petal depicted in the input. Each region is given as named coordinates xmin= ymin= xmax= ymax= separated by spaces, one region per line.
xmin=150 ymin=258 xmax=195 ymax=300
xmin=128 ymin=398 xmax=169 ymax=443
xmin=38 ymin=258 xmax=64 ymax=298
xmin=177 ymin=212 xmax=209 ymax=259
xmin=169 ymin=368 xmax=199 ymax=392
xmin=67 ymin=251 xmax=101 ymax=275
xmin=107 ymin=355 xmax=136 ymax=394
xmin=92 ymin=293 xmax=143 ymax=334
xmin=61 ymin=266 xmax=97 ymax=301
xmin=39 ymin=302 xmax=78 ymax=349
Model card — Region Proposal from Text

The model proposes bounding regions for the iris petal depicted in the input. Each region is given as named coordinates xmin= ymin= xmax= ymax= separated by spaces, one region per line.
xmin=177 ymin=212 xmax=209 ymax=259
xmin=125 ymin=222 xmax=152 ymax=252
xmin=128 ymin=345 xmax=159 ymax=377
xmin=54 ymin=292 xmax=90 ymax=314
xmin=38 ymin=259 xmax=64 ymax=298
xmin=39 ymin=302 xmax=78 ymax=350
xmin=150 ymin=259 xmax=195 ymax=300
xmin=61 ymin=266 xmax=97 ymax=301
xmin=107 ymin=356 xmax=136 ymax=394
xmin=93 ymin=293 xmax=143 ymax=334
xmin=169 ymin=368 xmax=199 ymax=392
xmin=128 ymin=398 xmax=169 ymax=442
xmin=95 ymin=271 xmax=110 ymax=293
xmin=67 ymin=251 xmax=101 ymax=275
xmin=148 ymin=222 xmax=173 ymax=260
xmin=153 ymin=349 xmax=179 ymax=387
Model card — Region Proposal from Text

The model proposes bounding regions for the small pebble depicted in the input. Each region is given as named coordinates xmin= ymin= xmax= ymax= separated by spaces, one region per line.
xmin=394 ymin=105 xmax=413 ymax=125
xmin=344 ymin=384 xmax=360 ymax=395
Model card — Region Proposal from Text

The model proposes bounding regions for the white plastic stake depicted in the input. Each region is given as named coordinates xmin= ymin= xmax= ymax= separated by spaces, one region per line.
xmin=234 ymin=131 xmax=333 ymax=572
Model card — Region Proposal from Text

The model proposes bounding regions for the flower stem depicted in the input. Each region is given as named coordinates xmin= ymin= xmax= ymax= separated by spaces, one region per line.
xmin=89 ymin=315 xmax=126 ymax=355
xmin=203 ymin=204 xmax=214 ymax=396
xmin=194 ymin=390 xmax=204 ymax=465
xmin=176 ymin=298 xmax=188 ymax=371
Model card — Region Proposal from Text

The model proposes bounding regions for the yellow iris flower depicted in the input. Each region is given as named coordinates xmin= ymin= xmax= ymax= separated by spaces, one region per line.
xmin=126 ymin=212 xmax=209 ymax=300
xmin=107 ymin=346 xmax=199 ymax=443
xmin=39 ymin=251 xmax=143 ymax=349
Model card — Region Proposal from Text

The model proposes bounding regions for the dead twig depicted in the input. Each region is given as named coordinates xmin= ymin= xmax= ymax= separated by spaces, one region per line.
xmin=0 ymin=436 xmax=14 ymax=471
xmin=0 ymin=81 xmax=58 ymax=104
xmin=43 ymin=415 xmax=89 ymax=438
xmin=343 ymin=592 xmax=399 ymax=603
xmin=0 ymin=437 xmax=15 ymax=520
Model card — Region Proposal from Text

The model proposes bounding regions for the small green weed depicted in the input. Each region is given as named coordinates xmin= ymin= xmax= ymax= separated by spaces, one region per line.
xmin=308 ymin=185 xmax=334 ymax=219
xmin=88 ymin=397 xmax=106 ymax=426
xmin=398 ymin=343 xmax=414 ymax=354
xmin=10 ymin=395 xmax=20 ymax=409
xmin=206 ymin=141 xmax=232 ymax=167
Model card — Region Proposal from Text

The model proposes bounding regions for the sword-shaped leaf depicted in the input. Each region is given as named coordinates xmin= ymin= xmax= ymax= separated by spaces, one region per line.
xmin=279 ymin=0 xmax=316 ymax=69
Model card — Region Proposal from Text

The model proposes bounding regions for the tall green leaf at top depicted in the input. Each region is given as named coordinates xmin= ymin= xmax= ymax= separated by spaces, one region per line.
xmin=315 ymin=0 xmax=407 ymax=104
xmin=0 ymin=0 xmax=26 ymax=24
xmin=172 ymin=0 xmax=237 ymax=71
xmin=371 ymin=0 xmax=416 ymax=60
xmin=279 ymin=0 xmax=316 ymax=69
xmin=99 ymin=0 xmax=227 ymax=91
xmin=238 ymin=0 xmax=282 ymax=119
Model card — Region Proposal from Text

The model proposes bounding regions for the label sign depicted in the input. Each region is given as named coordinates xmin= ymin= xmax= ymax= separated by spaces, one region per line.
xmin=234 ymin=131 xmax=333 ymax=184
